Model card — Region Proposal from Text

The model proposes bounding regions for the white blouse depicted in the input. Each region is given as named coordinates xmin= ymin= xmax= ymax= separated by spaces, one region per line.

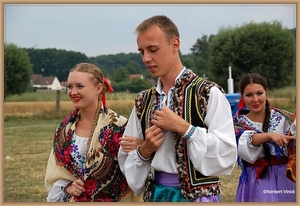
xmin=237 ymin=109 xmax=291 ymax=164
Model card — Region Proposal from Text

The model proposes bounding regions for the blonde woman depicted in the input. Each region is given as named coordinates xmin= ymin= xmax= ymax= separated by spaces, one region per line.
xmin=45 ymin=63 xmax=142 ymax=202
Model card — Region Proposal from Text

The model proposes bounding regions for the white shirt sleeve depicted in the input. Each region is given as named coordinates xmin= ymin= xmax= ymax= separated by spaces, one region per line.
xmin=237 ymin=130 xmax=264 ymax=163
xmin=118 ymin=107 xmax=151 ymax=196
xmin=236 ymin=109 xmax=292 ymax=161
xmin=46 ymin=179 xmax=70 ymax=202
xmin=118 ymin=86 xmax=238 ymax=195
xmin=186 ymin=86 xmax=238 ymax=176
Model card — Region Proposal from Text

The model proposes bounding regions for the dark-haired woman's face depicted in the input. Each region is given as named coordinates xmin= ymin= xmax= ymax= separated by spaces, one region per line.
xmin=242 ymin=83 xmax=266 ymax=114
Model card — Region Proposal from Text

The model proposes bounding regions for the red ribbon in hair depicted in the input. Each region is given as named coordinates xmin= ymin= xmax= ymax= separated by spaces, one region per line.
xmin=237 ymin=97 xmax=246 ymax=110
xmin=101 ymin=77 xmax=114 ymax=107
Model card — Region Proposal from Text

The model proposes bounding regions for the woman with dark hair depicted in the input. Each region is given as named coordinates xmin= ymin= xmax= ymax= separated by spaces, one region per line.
xmin=234 ymin=73 xmax=296 ymax=202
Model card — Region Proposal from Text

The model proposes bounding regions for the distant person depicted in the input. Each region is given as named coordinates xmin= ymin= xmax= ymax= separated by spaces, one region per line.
xmin=118 ymin=15 xmax=237 ymax=202
xmin=233 ymin=73 xmax=296 ymax=202
xmin=44 ymin=62 xmax=142 ymax=202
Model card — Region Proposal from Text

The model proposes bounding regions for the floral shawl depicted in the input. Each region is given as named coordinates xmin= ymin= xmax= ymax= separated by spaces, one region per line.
xmin=44 ymin=107 xmax=132 ymax=202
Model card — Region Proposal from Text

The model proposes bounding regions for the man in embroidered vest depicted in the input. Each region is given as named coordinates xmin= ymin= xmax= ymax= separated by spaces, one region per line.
xmin=118 ymin=15 xmax=237 ymax=202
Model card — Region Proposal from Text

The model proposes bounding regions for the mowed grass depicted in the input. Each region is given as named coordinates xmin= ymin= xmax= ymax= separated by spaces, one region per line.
xmin=5 ymin=90 xmax=138 ymax=102
xmin=4 ymin=119 xmax=59 ymax=202
xmin=4 ymin=100 xmax=135 ymax=121
xmin=3 ymin=87 xmax=295 ymax=202
xmin=3 ymin=118 xmax=241 ymax=202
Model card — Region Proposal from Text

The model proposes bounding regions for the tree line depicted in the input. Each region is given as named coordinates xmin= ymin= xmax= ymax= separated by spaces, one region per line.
xmin=4 ymin=20 xmax=296 ymax=99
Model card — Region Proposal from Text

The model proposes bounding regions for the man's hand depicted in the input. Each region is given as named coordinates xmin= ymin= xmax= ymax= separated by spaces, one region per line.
xmin=138 ymin=125 xmax=165 ymax=159
xmin=151 ymin=107 xmax=190 ymax=136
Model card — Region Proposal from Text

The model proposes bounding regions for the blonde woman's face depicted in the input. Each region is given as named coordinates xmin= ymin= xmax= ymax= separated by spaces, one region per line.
xmin=67 ymin=71 xmax=101 ymax=109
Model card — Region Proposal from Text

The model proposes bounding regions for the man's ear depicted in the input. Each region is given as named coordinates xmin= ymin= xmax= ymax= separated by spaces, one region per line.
xmin=171 ymin=37 xmax=180 ymax=52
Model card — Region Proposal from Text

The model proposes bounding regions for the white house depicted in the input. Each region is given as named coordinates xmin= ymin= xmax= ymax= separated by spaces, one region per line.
xmin=129 ymin=74 xmax=144 ymax=81
xmin=31 ymin=74 xmax=62 ymax=90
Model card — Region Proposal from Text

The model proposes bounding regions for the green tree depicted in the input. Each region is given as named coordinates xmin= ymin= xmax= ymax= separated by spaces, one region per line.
xmin=129 ymin=78 xmax=153 ymax=93
xmin=190 ymin=34 xmax=215 ymax=79
xmin=180 ymin=53 xmax=195 ymax=72
xmin=112 ymin=66 xmax=130 ymax=82
xmin=208 ymin=21 xmax=295 ymax=91
xmin=4 ymin=43 xmax=33 ymax=100
xmin=126 ymin=60 xmax=142 ymax=74
xmin=111 ymin=81 xmax=131 ymax=92
xmin=25 ymin=48 xmax=90 ymax=82
xmin=90 ymin=52 xmax=144 ymax=79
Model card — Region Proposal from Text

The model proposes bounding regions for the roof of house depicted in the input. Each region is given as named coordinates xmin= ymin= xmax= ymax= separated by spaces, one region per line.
xmin=31 ymin=74 xmax=56 ymax=85
xmin=31 ymin=74 xmax=43 ymax=84
xmin=129 ymin=74 xmax=143 ymax=81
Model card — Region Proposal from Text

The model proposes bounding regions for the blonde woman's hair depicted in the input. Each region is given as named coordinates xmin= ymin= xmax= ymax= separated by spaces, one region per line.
xmin=70 ymin=62 xmax=108 ymax=94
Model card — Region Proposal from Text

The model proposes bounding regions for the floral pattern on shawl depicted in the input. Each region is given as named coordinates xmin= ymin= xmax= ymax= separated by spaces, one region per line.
xmin=233 ymin=107 xmax=293 ymax=183
xmin=52 ymin=107 xmax=131 ymax=202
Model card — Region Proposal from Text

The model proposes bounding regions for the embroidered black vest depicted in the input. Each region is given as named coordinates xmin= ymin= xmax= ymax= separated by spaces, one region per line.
xmin=135 ymin=69 xmax=223 ymax=201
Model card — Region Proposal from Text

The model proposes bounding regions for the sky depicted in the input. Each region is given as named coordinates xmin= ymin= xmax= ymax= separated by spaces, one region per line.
xmin=4 ymin=3 xmax=296 ymax=57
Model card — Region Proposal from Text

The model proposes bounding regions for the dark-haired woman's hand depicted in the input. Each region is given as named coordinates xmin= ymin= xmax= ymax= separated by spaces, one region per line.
xmin=269 ymin=132 xmax=296 ymax=147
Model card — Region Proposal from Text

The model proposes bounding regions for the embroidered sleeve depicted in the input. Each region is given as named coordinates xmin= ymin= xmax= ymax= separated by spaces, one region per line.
xmin=238 ymin=130 xmax=264 ymax=164
xmin=136 ymin=145 xmax=152 ymax=163
xmin=246 ymin=130 xmax=261 ymax=149
xmin=183 ymin=125 xmax=196 ymax=140
xmin=61 ymin=180 xmax=73 ymax=202
xmin=46 ymin=179 xmax=71 ymax=202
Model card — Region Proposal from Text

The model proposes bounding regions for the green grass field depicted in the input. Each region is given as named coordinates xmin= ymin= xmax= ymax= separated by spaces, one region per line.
xmin=4 ymin=119 xmax=59 ymax=202
xmin=3 ymin=88 xmax=295 ymax=202
xmin=3 ymin=118 xmax=241 ymax=202
xmin=5 ymin=90 xmax=138 ymax=102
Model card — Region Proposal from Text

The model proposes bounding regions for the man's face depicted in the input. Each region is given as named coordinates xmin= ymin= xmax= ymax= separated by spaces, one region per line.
xmin=136 ymin=25 xmax=177 ymax=79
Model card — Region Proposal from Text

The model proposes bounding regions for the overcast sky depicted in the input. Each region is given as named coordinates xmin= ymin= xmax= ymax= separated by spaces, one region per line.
xmin=4 ymin=4 xmax=296 ymax=57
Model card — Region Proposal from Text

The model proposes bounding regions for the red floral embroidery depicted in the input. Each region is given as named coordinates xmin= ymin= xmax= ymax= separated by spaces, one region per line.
xmin=113 ymin=132 xmax=121 ymax=143
xmin=99 ymin=127 xmax=124 ymax=157
xmin=85 ymin=179 xmax=97 ymax=196
xmin=107 ymin=141 xmax=118 ymax=156
xmin=53 ymin=108 xmax=130 ymax=201
xmin=61 ymin=145 xmax=72 ymax=166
